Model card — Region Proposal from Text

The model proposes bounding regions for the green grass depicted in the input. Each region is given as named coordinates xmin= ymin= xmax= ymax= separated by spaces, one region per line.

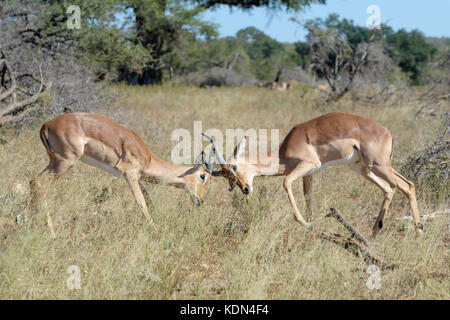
xmin=0 ymin=84 xmax=448 ymax=299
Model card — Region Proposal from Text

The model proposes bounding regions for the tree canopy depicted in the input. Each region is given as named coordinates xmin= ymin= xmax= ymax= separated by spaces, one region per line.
xmin=34 ymin=0 xmax=327 ymax=84
xmin=194 ymin=0 xmax=326 ymax=11
xmin=26 ymin=1 xmax=442 ymax=86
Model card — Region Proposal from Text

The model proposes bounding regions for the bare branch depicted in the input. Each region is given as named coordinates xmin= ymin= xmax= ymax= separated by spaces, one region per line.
xmin=325 ymin=207 xmax=370 ymax=247
xmin=0 ymin=64 xmax=51 ymax=119
xmin=293 ymin=17 xmax=379 ymax=102
xmin=317 ymin=208 xmax=397 ymax=269
xmin=0 ymin=46 xmax=17 ymax=101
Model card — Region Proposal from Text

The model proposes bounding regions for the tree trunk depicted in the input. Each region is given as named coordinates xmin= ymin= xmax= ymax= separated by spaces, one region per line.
xmin=129 ymin=0 xmax=167 ymax=85
xmin=140 ymin=67 xmax=162 ymax=85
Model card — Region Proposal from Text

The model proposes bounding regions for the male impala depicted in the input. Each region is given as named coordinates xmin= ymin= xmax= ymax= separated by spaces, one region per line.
xmin=30 ymin=113 xmax=214 ymax=237
xmin=204 ymin=112 xmax=423 ymax=238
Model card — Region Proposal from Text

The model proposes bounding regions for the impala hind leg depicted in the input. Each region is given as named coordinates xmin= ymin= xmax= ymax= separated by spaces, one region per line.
xmin=124 ymin=174 xmax=154 ymax=226
xmin=302 ymin=175 xmax=313 ymax=222
xmin=283 ymin=162 xmax=317 ymax=228
xmin=30 ymin=167 xmax=55 ymax=237
xmin=30 ymin=159 xmax=75 ymax=238
xmin=352 ymin=165 xmax=395 ymax=238
xmin=370 ymin=166 xmax=423 ymax=237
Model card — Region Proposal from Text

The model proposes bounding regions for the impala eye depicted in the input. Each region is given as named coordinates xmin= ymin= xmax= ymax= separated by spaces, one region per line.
xmin=199 ymin=173 xmax=206 ymax=182
xmin=232 ymin=165 xmax=238 ymax=171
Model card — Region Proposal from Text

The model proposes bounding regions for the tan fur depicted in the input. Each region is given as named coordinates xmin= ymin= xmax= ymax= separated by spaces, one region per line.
xmin=218 ymin=112 xmax=423 ymax=238
xmin=316 ymin=83 xmax=330 ymax=92
xmin=30 ymin=113 xmax=211 ymax=237
xmin=276 ymin=81 xmax=287 ymax=91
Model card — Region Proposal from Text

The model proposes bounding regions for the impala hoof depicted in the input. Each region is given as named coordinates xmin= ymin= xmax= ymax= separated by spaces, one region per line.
xmin=414 ymin=223 xmax=423 ymax=238
xmin=415 ymin=228 xmax=423 ymax=238
xmin=371 ymin=227 xmax=380 ymax=239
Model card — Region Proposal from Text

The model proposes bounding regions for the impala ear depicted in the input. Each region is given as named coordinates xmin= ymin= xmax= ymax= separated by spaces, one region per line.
xmin=233 ymin=136 xmax=247 ymax=159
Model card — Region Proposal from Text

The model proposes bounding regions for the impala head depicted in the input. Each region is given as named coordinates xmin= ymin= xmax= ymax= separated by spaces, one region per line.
xmin=202 ymin=134 xmax=257 ymax=195
xmin=179 ymin=148 xmax=215 ymax=205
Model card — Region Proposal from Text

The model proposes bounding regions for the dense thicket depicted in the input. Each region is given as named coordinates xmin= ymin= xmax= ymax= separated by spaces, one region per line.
xmin=297 ymin=14 xmax=439 ymax=85
xmin=0 ymin=1 xmax=102 ymax=127
xmin=26 ymin=0 xmax=323 ymax=84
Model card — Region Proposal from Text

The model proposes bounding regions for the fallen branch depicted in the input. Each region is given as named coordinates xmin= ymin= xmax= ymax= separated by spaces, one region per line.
xmin=0 ymin=102 xmax=40 ymax=126
xmin=317 ymin=208 xmax=397 ymax=269
xmin=436 ymin=94 xmax=450 ymax=100
xmin=355 ymin=86 xmax=401 ymax=106
xmin=418 ymin=80 xmax=441 ymax=101
xmin=415 ymin=90 xmax=450 ymax=119
xmin=325 ymin=207 xmax=370 ymax=246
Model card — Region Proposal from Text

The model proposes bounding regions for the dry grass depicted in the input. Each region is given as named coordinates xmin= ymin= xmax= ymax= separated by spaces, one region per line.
xmin=0 ymin=84 xmax=448 ymax=299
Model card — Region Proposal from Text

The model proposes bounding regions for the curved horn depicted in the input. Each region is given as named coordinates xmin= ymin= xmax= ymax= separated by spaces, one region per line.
xmin=178 ymin=151 xmax=205 ymax=177
xmin=200 ymin=133 xmax=217 ymax=174
xmin=205 ymin=140 xmax=215 ymax=173
xmin=202 ymin=133 xmax=226 ymax=165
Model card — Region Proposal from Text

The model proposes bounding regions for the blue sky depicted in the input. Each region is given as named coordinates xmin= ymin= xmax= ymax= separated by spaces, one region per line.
xmin=202 ymin=0 xmax=450 ymax=43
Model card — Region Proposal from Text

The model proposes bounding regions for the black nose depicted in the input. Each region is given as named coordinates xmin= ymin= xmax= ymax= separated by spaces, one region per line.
xmin=243 ymin=187 xmax=249 ymax=195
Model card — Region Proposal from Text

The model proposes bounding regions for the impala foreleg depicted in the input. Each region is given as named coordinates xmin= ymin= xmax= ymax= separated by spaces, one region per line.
xmin=369 ymin=166 xmax=423 ymax=237
xmin=357 ymin=167 xmax=395 ymax=238
xmin=372 ymin=190 xmax=395 ymax=238
xmin=391 ymin=169 xmax=423 ymax=237
xmin=125 ymin=174 xmax=154 ymax=225
xmin=283 ymin=163 xmax=317 ymax=229
xmin=302 ymin=174 xmax=313 ymax=222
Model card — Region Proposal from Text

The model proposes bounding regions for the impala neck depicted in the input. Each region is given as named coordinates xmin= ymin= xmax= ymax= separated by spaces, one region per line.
xmin=142 ymin=156 xmax=191 ymax=188
xmin=246 ymin=147 xmax=284 ymax=176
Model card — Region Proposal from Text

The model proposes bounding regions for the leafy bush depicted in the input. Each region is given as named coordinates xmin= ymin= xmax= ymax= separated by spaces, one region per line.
xmin=180 ymin=67 xmax=258 ymax=87
xmin=277 ymin=66 xmax=313 ymax=84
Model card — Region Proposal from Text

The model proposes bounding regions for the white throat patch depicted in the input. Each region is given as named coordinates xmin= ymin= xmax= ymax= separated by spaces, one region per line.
xmin=248 ymin=172 xmax=258 ymax=193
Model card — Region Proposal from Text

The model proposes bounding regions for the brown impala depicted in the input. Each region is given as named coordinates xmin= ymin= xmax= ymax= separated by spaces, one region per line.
xmin=30 ymin=113 xmax=215 ymax=238
xmin=204 ymin=112 xmax=423 ymax=238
